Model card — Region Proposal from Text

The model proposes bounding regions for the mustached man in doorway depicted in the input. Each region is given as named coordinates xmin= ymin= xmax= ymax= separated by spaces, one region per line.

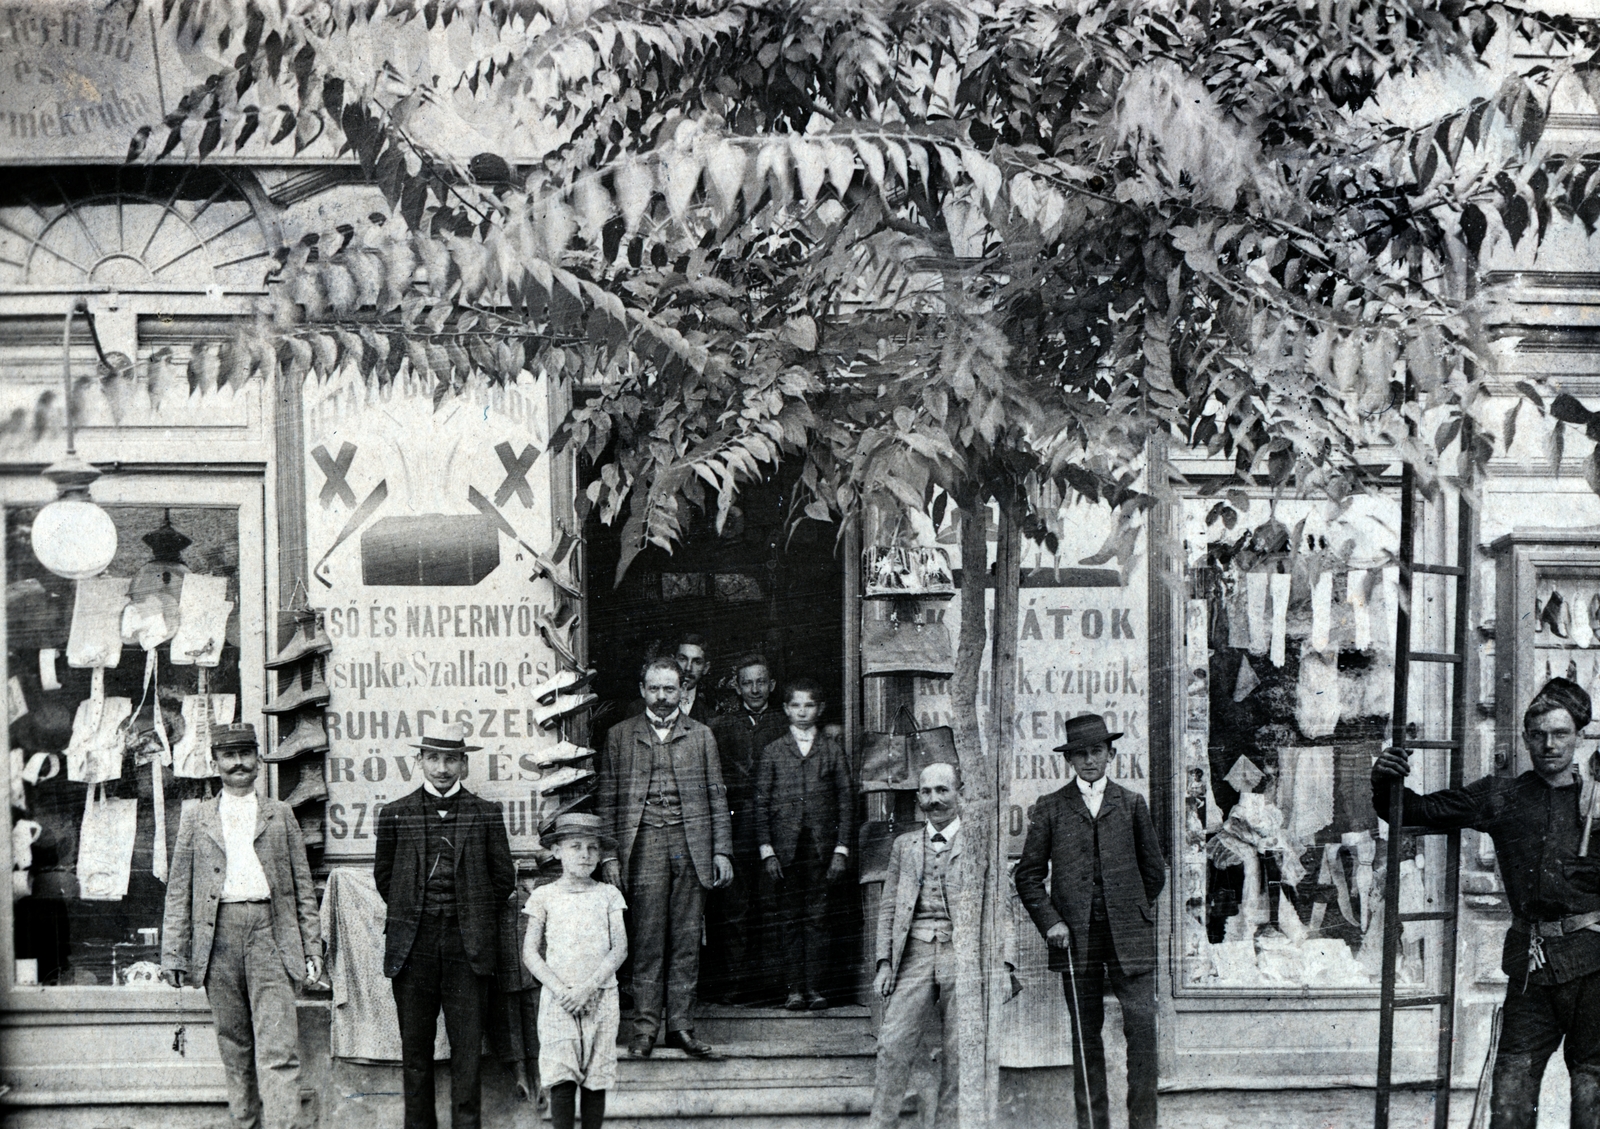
xmin=600 ymin=656 xmax=733 ymax=1059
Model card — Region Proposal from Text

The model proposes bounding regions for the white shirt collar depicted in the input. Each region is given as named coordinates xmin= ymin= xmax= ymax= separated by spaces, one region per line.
xmin=926 ymin=816 xmax=960 ymax=847
xmin=790 ymin=725 xmax=817 ymax=747
xmin=1076 ymin=775 xmax=1107 ymax=800
xmin=219 ymin=789 xmax=257 ymax=810
xmin=422 ymin=780 xmax=462 ymax=799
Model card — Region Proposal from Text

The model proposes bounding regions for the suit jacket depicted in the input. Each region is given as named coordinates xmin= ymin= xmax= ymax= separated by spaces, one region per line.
xmin=372 ymin=787 xmax=515 ymax=978
xmin=753 ymin=730 xmax=852 ymax=865
xmin=598 ymin=712 xmax=732 ymax=889
xmin=1013 ymin=780 xmax=1167 ymax=975
xmin=876 ymin=824 xmax=965 ymax=978
xmin=709 ymin=706 xmax=788 ymax=859
xmin=160 ymin=794 xmax=322 ymax=986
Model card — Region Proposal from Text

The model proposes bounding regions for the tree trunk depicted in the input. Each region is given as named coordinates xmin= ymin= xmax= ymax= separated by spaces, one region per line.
xmin=949 ymin=496 xmax=1006 ymax=1128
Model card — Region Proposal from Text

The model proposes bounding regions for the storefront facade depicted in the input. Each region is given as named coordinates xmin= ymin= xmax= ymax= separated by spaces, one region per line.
xmin=0 ymin=4 xmax=1595 ymax=1125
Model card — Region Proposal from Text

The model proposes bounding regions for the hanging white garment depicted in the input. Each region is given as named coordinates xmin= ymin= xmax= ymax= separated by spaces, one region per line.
xmin=67 ymin=578 xmax=129 ymax=669
xmin=1311 ymin=571 xmax=1334 ymax=654
xmin=77 ymin=784 xmax=138 ymax=902
xmin=1247 ymin=571 xmax=1271 ymax=656
xmin=170 ymin=576 xmax=233 ymax=666
xmin=1288 ymin=747 xmax=1335 ymax=843
xmin=1296 ymin=643 xmax=1341 ymax=739
xmin=64 ymin=671 xmax=132 ymax=785
xmin=172 ymin=694 xmax=236 ymax=779
xmin=1270 ymin=572 xmax=1292 ymax=667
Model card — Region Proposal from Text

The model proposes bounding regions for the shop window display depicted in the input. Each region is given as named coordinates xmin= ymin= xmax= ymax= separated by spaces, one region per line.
xmin=7 ymin=504 xmax=241 ymax=988
xmin=1177 ymin=495 xmax=1443 ymax=992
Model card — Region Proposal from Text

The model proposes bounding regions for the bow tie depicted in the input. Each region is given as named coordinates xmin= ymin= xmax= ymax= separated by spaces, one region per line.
xmin=931 ymin=833 xmax=946 ymax=844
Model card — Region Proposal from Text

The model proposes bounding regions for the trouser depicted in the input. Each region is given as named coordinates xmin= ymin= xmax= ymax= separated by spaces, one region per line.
xmin=1062 ymin=897 xmax=1159 ymax=1129
xmin=868 ymin=936 xmax=958 ymax=1129
xmin=703 ymin=855 xmax=758 ymax=999
xmin=770 ymin=831 xmax=831 ymax=995
xmin=629 ymin=821 xmax=706 ymax=1037
xmin=392 ymin=912 xmax=490 ymax=1129
xmin=1490 ymin=967 xmax=1600 ymax=1129
xmin=205 ymin=901 xmax=302 ymax=1129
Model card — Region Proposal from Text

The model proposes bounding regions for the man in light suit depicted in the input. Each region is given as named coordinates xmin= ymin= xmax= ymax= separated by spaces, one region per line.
xmin=160 ymin=724 xmax=322 ymax=1129
xmin=1014 ymin=714 xmax=1167 ymax=1129
xmin=373 ymin=723 xmax=516 ymax=1129
xmin=599 ymin=656 xmax=733 ymax=1059
xmin=867 ymin=762 xmax=964 ymax=1129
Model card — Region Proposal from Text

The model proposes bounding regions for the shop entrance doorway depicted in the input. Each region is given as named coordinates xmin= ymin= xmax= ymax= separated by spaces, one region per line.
xmin=584 ymin=470 xmax=844 ymax=728
xmin=583 ymin=467 xmax=863 ymax=1008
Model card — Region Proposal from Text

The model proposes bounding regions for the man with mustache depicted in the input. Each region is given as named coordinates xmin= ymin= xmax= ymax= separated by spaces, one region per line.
xmin=1015 ymin=714 xmax=1166 ymax=1129
xmin=1373 ymin=677 xmax=1600 ymax=1128
xmin=866 ymin=762 xmax=966 ymax=1129
xmin=160 ymin=724 xmax=323 ymax=1129
xmin=599 ymin=656 xmax=733 ymax=1059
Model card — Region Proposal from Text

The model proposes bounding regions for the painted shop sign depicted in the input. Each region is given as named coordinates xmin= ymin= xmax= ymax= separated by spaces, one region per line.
xmin=302 ymin=370 xmax=565 ymax=859
xmin=912 ymin=536 xmax=1149 ymax=855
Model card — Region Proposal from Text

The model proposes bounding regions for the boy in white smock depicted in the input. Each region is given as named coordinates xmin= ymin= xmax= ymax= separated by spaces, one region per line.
xmin=522 ymin=812 xmax=629 ymax=1129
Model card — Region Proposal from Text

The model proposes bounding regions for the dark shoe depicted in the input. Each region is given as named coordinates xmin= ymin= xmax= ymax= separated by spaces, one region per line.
xmin=665 ymin=1030 xmax=717 ymax=1060
xmin=784 ymin=991 xmax=807 ymax=1011
xmin=628 ymin=1032 xmax=654 ymax=1058
xmin=806 ymin=991 xmax=829 ymax=1011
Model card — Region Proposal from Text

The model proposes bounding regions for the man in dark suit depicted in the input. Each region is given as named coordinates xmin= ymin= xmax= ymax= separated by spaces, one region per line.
xmin=706 ymin=653 xmax=787 ymax=1004
xmin=373 ymin=723 xmax=515 ymax=1129
xmin=1015 ymin=714 xmax=1166 ymax=1129
xmin=754 ymin=676 xmax=852 ymax=1010
xmin=160 ymin=724 xmax=322 ymax=1129
xmin=599 ymin=656 xmax=733 ymax=1059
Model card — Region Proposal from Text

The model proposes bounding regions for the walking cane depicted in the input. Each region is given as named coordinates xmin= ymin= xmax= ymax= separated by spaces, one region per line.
xmin=1060 ymin=925 xmax=1098 ymax=1129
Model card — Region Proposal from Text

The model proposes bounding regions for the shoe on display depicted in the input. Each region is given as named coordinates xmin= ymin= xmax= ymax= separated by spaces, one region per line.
xmin=1543 ymin=590 xmax=1572 ymax=639
xmin=263 ymin=664 xmax=330 ymax=714
xmin=531 ymin=741 xmax=596 ymax=767
xmin=533 ymin=692 xmax=598 ymax=731
xmin=529 ymin=668 xmax=595 ymax=706
xmin=535 ymin=765 xmax=595 ymax=793
xmin=265 ymin=614 xmax=332 ymax=670
xmin=265 ymin=712 xmax=329 ymax=762
xmin=298 ymin=811 xmax=324 ymax=848
xmin=282 ymin=765 xmax=329 ymax=808
xmin=538 ymin=618 xmax=581 ymax=668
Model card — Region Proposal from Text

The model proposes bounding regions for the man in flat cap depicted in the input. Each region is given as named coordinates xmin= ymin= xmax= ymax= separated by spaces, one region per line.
xmin=1015 ymin=714 xmax=1167 ymax=1129
xmin=1374 ymin=677 xmax=1600 ymax=1128
xmin=375 ymin=722 xmax=515 ymax=1129
xmin=161 ymin=723 xmax=322 ymax=1129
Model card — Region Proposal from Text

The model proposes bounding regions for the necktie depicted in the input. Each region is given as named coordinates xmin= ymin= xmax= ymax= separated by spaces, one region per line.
xmin=931 ymin=833 xmax=946 ymax=844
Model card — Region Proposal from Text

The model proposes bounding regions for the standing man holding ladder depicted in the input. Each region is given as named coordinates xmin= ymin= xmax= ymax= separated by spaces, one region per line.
xmin=1373 ymin=676 xmax=1600 ymax=1128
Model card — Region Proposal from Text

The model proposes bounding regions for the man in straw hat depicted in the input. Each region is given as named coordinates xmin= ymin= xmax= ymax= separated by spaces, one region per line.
xmin=1015 ymin=714 xmax=1167 ymax=1129
xmin=160 ymin=723 xmax=323 ymax=1129
xmin=374 ymin=722 xmax=515 ymax=1129
xmin=1373 ymin=676 xmax=1600 ymax=1128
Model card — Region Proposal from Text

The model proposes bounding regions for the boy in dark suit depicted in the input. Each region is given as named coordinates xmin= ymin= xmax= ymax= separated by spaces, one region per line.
xmin=374 ymin=722 xmax=516 ymax=1129
xmin=754 ymin=677 xmax=851 ymax=1010
xmin=1014 ymin=714 xmax=1167 ymax=1129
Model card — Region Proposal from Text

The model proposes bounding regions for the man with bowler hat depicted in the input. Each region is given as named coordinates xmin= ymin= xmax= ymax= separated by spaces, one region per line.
xmin=374 ymin=722 xmax=516 ymax=1129
xmin=1374 ymin=677 xmax=1600 ymax=1128
xmin=1015 ymin=714 xmax=1166 ymax=1129
xmin=160 ymin=723 xmax=323 ymax=1129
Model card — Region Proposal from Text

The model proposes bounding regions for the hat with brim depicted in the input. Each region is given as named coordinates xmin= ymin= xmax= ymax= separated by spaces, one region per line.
xmin=1052 ymin=714 xmax=1123 ymax=756
xmin=409 ymin=722 xmax=482 ymax=754
xmin=542 ymin=812 xmax=614 ymax=850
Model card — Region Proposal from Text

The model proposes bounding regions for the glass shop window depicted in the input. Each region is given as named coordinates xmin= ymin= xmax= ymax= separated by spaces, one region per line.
xmin=8 ymin=504 xmax=241 ymax=988
xmin=1176 ymin=495 xmax=1444 ymax=993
